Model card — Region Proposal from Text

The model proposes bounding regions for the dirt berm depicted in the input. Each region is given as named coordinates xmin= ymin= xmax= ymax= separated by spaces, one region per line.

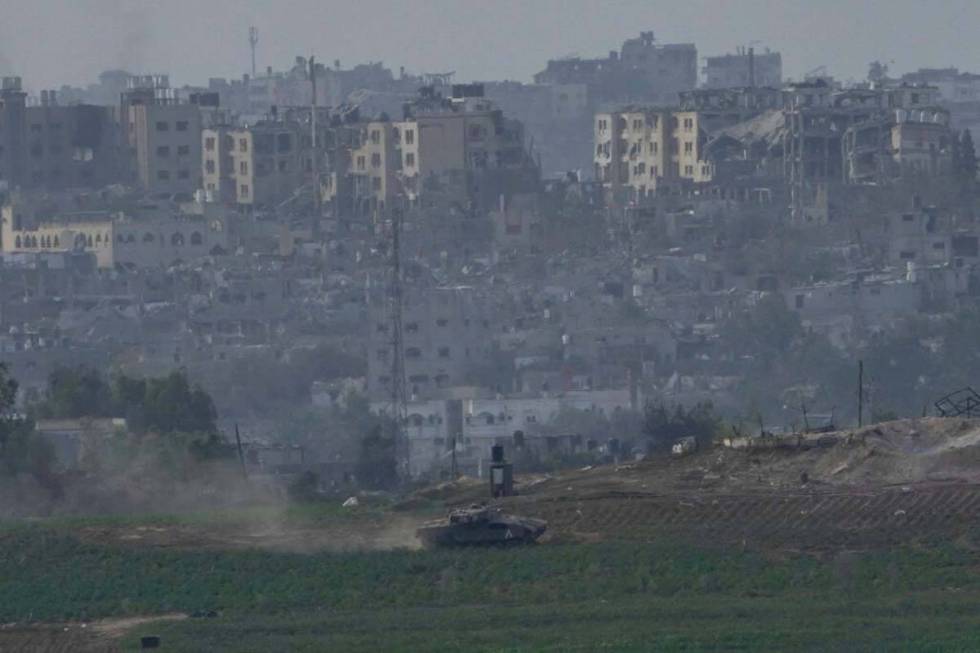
xmin=420 ymin=418 xmax=980 ymax=550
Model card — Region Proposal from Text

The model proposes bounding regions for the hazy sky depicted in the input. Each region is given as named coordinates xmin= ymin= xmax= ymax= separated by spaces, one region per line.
xmin=2 ymin=0 xmax=979 ymax=92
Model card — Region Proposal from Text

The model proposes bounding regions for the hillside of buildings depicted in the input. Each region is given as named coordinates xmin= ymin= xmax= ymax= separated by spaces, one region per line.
xmin=1 ymin=29 xmax=980 ymax=523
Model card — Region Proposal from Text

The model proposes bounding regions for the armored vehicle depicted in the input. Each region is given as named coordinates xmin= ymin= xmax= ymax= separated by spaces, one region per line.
xmin=416 ymin=504 xmax=547 ymax=548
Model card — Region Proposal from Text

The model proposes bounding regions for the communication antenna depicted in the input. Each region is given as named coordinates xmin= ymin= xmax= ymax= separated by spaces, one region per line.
xmin=387 ymin=208 xmax=409 ymax=477
xmin=309 ymin=55 xmax=322 ymax=226
xmin=248 ymin=27 xmax=259 ymax=77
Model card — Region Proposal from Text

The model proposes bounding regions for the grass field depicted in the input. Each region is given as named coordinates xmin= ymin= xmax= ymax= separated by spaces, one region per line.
xmin=3 ymin=510 xmax=980 ymax=652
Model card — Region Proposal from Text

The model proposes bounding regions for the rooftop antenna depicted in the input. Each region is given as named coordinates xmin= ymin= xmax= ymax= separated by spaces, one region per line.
xmin=248 ymin=27 xmax=259 ymax=78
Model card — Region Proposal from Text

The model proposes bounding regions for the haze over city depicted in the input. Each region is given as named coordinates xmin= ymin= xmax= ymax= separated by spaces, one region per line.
xmin=6 ymin=1 xmax=980 ymax=649
xmin=2 ymin=0 xmax=980 ymax=90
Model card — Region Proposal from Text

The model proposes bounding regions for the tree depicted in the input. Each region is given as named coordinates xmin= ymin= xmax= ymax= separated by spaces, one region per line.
xmin=719 ymin=294 xmax=803 ymax=365
xmin=643 ymin=401 xmax=723 ymax=451
xmin=141 ymin=371 xmax=217 ymax=434
xmin=36 ymin=366 xmax=113 ymax=419
xmin=0 ymin=364 xmax=56 ymax=491
xmin=32 ymin=367 xmax=218 ymax=435
xmin=356 ymin=425 xmax=398 ymax=491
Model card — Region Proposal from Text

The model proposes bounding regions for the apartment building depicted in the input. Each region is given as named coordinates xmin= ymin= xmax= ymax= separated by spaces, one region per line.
xmin=594 ymin=107 xmax=712 ymax=202
xmin=0 ymin=78 xmax=27 ymax=190
xmin=398 ymin=85 xmax=536 ymax=209
xmin=0 ymin=78 xmax=123 ymax=191
xmin=349 ymin=121 xmax=402 ymax=215
xmin=536 ymin=32 xmax=697 ymax=105
xmin=121 ymin=76 xmax=202 ymax=197
xmin=203 ymin=121 xmax=304 ymax=207
xmin=703 ymin=48 xmax=782 ymax=89
xmin=368 ymin=285 xmax=494 ymax=402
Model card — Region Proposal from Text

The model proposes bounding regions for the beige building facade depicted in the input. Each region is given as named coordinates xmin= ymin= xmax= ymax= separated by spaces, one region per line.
xmin=203 ymin=122 xmax=304 ymax=207
xmin=595 ymin=107 xmax=713 ymax=201
xmin=1 ymin=205 xmax=227 ymax=268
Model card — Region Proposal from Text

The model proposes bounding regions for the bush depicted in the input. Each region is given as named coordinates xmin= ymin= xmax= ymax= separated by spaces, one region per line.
xmin=643 ymin=401 xmax=723 ymax=451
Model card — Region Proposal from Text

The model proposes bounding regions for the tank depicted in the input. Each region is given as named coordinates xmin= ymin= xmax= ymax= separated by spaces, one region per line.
xmin=416 ymin=504 xmax=547 ymax=548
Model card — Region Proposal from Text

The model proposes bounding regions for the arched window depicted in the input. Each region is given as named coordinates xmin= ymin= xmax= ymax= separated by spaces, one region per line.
xmin=171 ymin=233 xmax=185 ymax=246
xmin=143 ymin=232 xmax=154 ymax=243
xmin=126 ymin=234 xmax=135 ymax=243
xmin=14 ymin=236 xmax=21 ymax=248
xmin=117 ymin=234 xmax=125 ymax=243
xmin=86 ymin=234 xmax=93 ymax=247
xmin=75 ymin=233 xmax=87 ymax=249
xmin=190 ymin=231 xmax=203 ymax=246
xmin=53 ymin=235 xmax=59 ymax=247
xmin=95 ymin=233 xmax=102 ymax=244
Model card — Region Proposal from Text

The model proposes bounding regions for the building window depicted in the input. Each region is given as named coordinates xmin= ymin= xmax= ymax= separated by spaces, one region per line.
xmin=372 ymin=176 xmax=381 ymax=190
xmin=371 ymin=153 xmax=381 ymax=168
xmin=684 ymin=141 xmax=693 ymax=154
xmin=404 ymin=129 xmax=414 ymax=145
xmin=176 ymin=121 xmax=189 ymax=132
xmin=239 ymin=138 xmax=248 ymax=152
xmin=684 ymin=165 xmax=694 ymax=176
xmin=240 ymin=161 xmax=248 ymax=175
xmin=178 ymin=169 xmax=190 ymax=179
xmin=370 ymin=129 xmax=380 ymax=144
xmin=156 ymin=121 xmax=169 ymax=132
xmin=157 ymin=146 xmax=170 ymax=157
xmin=240 ymin=184 xmax=250 ymax=198
xmin=406 ymin=347 xmax=422 ymax=358
xmin=438 ymin=347 xmax=450 ymax=358
xmin=205 ymin=137 xmax=216 ymax=152
xmin=157 ymin=170 xmax=170 ymax=180
xmin=177 ymin=145 xmax=190 ymax=156
xmin=405 ymin=152 xmax=415 ymax=167
xmin=356 ymin=155 xmax=366 ymax=171
xmin=205 ymin=159 xmax=216 ymax=174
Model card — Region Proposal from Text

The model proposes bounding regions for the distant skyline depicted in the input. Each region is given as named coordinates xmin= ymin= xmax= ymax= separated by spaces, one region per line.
xmin=2 ymin=0 xmax=979 ymax=93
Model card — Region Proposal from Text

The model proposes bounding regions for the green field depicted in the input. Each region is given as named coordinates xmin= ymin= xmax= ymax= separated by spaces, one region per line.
xmin=3 ymin=515 xmax=980 ymax=651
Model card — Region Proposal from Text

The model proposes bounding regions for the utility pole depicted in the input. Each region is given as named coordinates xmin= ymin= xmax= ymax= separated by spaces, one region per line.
xmin=309 ymin=55 xmax=322 ymax=230
xmin=450 ymin=435 xmax=458 ymax=480
xmin=857 ymin=360 xmax=864 ymax=428
xmin=387 ymin=208 xmax=409 ymax=479
xmin=234 ymin=423 xmax=248 ymax=479
xmin=248 ymin=27 xmax=259 ymax=78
